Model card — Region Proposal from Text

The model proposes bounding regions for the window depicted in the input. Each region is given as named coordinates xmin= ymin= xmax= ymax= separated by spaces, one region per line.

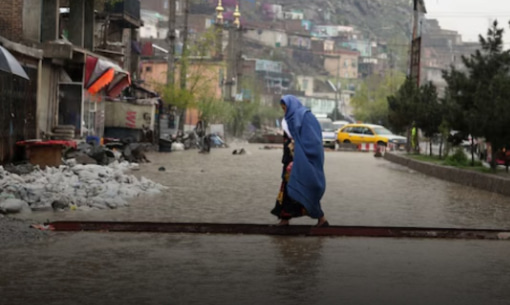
xmin=352 ymin=60 xmax=357 ymax=68
xmin=164 ymin=0 xmax=168 ymax=9
xmin=343 ymin=60 xmax=349 ymax=67
xmin=302 ymin=79 xmax=308 ymax=91
xmin=145 ymin=66 xmax=152 ymax=72
xmin=351 ymin=127 xmax=363 ymax=134
xmin=373 ymin=127 xmax=393 ymax=135
xmin=362 ymin=128 xmax=374 ymax=135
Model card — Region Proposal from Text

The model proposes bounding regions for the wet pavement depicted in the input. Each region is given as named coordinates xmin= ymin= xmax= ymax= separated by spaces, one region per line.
xmin=3 ymin=144 xmax=510 ymax=304
xmin=14 ymin=143 xmax=510 ymax=229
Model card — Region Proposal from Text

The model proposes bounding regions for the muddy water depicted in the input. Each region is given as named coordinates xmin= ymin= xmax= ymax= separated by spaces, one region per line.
xmin=14 ymin=144 xmax=510 ymax=229
xmin=4 ymin=145 xmax=510 ymax=304
xmin=2 ymin=233 xmax=510 ymax=305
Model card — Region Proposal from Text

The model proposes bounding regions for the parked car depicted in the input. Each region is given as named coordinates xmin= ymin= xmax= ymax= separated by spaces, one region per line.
xmin=317 ymin=117 xmax=336 ymax=148
xmin=337 ymin=123 xmax=406 ymax=148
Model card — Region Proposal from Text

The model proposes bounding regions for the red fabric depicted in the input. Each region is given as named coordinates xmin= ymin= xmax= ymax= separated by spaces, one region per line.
xmin=142 ymin=42 xmax=153 ymax=56
xmin=84 ymin=55 xmax=131 ymax=97
xmin=84 ymin=56 xmax=98 ymax=86
xmin=17 ymin=140 xmax=77 ymax=149
xmin=107 ymin=74 xmax=131 ymax=97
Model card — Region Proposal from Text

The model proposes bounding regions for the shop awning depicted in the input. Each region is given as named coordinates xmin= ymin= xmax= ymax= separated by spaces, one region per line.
xmin=84 ymin=55 xmax=131 ymax=97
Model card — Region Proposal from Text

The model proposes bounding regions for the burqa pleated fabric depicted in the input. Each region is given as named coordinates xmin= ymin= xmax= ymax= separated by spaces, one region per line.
xmin=280 ymin=95 xmax=326 ymax=218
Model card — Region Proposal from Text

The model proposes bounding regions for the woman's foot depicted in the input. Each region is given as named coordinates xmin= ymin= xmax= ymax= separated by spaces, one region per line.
xmin=316 ymin=217 xmax=329 ymax=227
xmin=276 ymin=219 xmax=290 ymax=226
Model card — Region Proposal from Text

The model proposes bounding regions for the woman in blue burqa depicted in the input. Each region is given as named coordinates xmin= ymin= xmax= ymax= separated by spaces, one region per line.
xmin=271 ymin=95 xmax=329 ymax=227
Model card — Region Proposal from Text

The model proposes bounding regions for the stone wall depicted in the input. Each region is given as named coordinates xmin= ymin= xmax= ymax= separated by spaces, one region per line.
xmin=384 ymin=153 xmax=510 ymax=197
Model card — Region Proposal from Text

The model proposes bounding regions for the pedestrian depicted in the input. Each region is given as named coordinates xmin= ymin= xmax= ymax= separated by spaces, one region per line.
xmin=271 ymin=95 xmax=329 ymax=227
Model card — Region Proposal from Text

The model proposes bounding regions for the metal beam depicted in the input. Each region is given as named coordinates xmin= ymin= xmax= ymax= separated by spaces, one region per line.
xmin=42 ymin=221 xmax=510 ymax=240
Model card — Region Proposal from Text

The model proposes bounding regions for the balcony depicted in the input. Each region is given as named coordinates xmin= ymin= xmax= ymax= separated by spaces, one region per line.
xmin=104 ymin=0 xmax=141 ymax=28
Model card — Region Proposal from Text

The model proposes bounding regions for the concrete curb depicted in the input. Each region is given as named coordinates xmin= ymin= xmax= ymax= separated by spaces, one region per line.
xmin=384 ymin=152 xmax=510 ymax=197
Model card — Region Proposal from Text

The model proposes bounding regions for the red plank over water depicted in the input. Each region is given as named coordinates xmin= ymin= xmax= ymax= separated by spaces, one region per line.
xmin=43 ymin=221 xmax=510 ymax=240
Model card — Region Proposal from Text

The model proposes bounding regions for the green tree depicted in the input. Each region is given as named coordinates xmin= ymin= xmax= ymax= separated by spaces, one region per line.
xmin=415 ymin=82 xmax=442 ymax=156
xmin=387 ymin=77 xmax=420 ymax=152
xmin=387 ymin=77 xmax=419 ymax=131
xmin=229 ymin=101 xmax=259 ymax=138
xmin=158 ymin=29 xmax=231 ymax=130
xmin=227 ymin=76 xmax=281 ymax=137
xmin=443 ymin=20 xmax=510 ymax=169
xmin=350 ymin=71 xmax=405 ymax=126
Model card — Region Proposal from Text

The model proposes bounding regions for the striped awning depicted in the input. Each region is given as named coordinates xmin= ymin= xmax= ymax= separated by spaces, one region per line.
xmin=84 ymin=55 xmax=131 ymax=98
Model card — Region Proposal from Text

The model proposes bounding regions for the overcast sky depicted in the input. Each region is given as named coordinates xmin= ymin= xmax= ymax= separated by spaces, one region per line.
xmin=425 ymin=0 xmax=510 ymax=47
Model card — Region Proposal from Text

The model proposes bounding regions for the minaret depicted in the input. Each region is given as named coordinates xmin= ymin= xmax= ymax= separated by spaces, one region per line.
xmin=233 ymin=3 xmax=241 ymax=29
xmin=216 ymin=0 xmax=224 ymax=24
xmin=215 ymin=0 xmax=224 ymax=59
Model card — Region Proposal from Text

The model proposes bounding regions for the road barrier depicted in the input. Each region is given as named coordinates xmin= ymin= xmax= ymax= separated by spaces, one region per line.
xmin=335 ymin=142 xmax=399 ymax=153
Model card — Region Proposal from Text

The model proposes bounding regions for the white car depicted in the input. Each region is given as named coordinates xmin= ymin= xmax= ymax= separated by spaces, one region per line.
xmin=317 ymin=118 xmax=336 ymax=148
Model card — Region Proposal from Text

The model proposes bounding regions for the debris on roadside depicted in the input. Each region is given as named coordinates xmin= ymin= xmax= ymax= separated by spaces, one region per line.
xmin=260 ymin=145 xmax=283 ymax=150
xmin=0 ymin=161 xmax=167 ymax=214
xmin=232 ymin=148 xmax=246 ymax=155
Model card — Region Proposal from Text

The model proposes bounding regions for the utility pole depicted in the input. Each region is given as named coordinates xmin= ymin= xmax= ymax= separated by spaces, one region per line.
xmin=334 ymin=54 xmax=340 ymax=121
xmin=167 ymin=0 xmax=176 ymax=85
xmin=180 ymin=0 xmax=189 ymax=90
xmin=177 ymin=0 xmax=189 ymax=130
xmin=409 ymin=0 xmax=427 ymax=153
xmin=410 ymin=0 xmax=426 ymax=86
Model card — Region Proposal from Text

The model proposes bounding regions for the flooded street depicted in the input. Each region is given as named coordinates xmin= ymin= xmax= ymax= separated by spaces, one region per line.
xmin=3 ymin=233 xmax=510 ymax=305
xmin=4 ymin=144 xmax=510 ymax=304
xmin=14 ymin=143 xmax=510 ymax=229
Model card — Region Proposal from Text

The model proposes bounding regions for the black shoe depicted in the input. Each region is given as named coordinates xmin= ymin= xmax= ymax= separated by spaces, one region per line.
xmin=315 ymin=221 xmax=329 ymax=228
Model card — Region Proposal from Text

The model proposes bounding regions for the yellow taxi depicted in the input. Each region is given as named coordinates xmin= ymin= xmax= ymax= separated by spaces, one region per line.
xmin=336 ymin=123 xmax=407 ymax=148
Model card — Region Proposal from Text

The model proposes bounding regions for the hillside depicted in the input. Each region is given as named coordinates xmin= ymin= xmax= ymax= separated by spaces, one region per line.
xmin=239 ymin=0 xmax=413 ymax=71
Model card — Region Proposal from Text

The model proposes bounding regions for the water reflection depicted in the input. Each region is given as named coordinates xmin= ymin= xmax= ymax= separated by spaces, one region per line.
xmin=271 ymin=236 xmax=325 ymax=303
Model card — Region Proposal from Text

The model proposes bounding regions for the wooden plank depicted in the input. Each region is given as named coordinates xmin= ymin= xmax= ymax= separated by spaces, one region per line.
xmin=45 ymin=221 xmax=510 ymax=240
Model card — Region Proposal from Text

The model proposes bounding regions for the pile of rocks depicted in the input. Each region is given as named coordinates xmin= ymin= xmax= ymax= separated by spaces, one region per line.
xmin=0 ymin=161 xmax=167 ymax=214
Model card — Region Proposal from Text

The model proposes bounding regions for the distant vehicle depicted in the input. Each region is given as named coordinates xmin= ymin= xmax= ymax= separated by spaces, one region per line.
xmin=317 ymin=117 xmax=336 ymax=148
xmin=337 ymin=123 xmax=406 ymax=149
xmin=332 ymin=120 xmax=350 ymax=131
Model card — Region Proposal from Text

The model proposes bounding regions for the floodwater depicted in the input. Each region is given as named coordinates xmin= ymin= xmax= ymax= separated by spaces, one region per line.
xmin=4 ymin=144 xmax=510 ymax=304
xmin=2 ymin=233 xmax=510 ymax=305
xmin=14 ymin=143 xmax=510 ymax=229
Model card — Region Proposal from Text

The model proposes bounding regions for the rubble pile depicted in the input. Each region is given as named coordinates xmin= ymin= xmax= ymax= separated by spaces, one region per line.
xmin=0 ymin=161 xmax=167 ymax=214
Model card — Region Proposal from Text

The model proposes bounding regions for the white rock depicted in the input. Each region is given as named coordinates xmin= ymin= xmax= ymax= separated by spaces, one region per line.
xmin=0 ymin=198 xmax=31 ymax=214
xmin=172 ymin=142 xmax=185 ymax=151
xmin=0 ymin=159 xmax=163 ymax=211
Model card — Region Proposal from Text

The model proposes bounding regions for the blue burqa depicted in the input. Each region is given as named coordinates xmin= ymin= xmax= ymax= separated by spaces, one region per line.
xmin=281 ymin=95 xmax=326 ymax=218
